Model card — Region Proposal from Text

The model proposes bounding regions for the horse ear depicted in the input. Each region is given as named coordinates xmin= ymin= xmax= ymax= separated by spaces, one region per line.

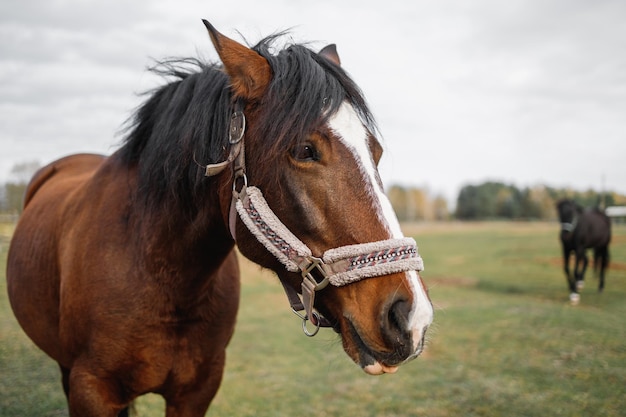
xmin=319 ymin=44 xmax=341 ymax=66
xmin=202 ymin=19 xmax=271 ymax=101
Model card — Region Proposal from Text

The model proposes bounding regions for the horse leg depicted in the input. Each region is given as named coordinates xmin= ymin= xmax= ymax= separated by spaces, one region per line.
xmin=562 ymin=248 xmax=575 ymax=293
xmin=164 ymin=376 xmax=222 ymax=417
xmin=597 ymin=246 xmax=609 ymax=292
xmin=60 ymin=365 xmax=127 ymax=416
xmin=574 ymin=250 xmax=588 ymax=291
xmin=562 ymin=248 xmax=579 ymax=305
xmin=60 ymin=365 xmax=71 ymax=399
xmin=61 ymin=358 xmax=129 ymax=417
xmin=61 ymin=365 xmax=135 ymax=416
xmin=164 ymin=353 xmax=226 ymax=417
xmin=67 ymin=366 xmax=129 ymax=417
xmin=58 ymin=365 xmax=131 ymax=416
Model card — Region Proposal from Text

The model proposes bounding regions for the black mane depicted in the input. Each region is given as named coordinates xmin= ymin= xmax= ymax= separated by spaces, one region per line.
xmin=116 ymin=34 xmax=377 ymax=214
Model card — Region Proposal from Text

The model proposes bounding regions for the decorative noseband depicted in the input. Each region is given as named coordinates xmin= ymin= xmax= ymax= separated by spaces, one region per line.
xmin=201 ymin=104 xmax=424 ymax=336
xmin=561 ymin=215 xmax=578 ymax=233
xmin=237 ymin=187 xmax=422 ymax=284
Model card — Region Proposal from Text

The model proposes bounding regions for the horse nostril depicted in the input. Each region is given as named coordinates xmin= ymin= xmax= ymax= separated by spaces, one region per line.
xmin=385 ymin=298 xmax=411 ymax=341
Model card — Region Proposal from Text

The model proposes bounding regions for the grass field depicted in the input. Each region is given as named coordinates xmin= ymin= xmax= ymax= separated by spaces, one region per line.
xmin=1 ymin=221 xmax=625 ymax=416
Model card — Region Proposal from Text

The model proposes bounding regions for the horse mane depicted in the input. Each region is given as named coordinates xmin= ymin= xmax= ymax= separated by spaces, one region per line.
xmin=116 ymin=33 xmax=377 ymax=217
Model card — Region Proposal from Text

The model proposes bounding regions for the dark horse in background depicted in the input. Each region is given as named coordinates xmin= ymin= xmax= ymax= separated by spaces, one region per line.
xmin=6 ymin=20 xmax=433 ymax=416
xmin=556 ymin=199 xmax=611 ymax=304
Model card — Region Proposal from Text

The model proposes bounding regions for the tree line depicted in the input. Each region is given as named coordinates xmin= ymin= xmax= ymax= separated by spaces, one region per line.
xmin=0 ymin=161 xmax=40 ymax=215
xmin=387 ymin=182 xmax=626 ymax=222
xmin=455 ymin=181 xmax=626 ymax=220
xmin=1 ymin=162 xmax=624 ymax=222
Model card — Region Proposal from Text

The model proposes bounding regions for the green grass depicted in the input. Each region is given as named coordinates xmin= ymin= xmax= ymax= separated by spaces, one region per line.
xmin=2 ymin=222 xmax=625 ymax=416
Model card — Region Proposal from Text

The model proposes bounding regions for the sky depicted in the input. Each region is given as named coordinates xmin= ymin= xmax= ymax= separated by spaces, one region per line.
xmin=1 ymin=0 xmax=625 ymax=204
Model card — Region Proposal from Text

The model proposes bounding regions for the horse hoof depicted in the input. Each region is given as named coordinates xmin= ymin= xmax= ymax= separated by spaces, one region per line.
xmin=576 ymin=281 xmax=584 ymax=290
xmin=569 ymin=293 xmax=580 ymax=305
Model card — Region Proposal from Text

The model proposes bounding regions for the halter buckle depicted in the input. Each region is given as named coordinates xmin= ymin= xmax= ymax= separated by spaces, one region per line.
xmin=300 ymin=257 xmax=330 ymax=291
xmin=229 ymin=110 xmax=246 ymax=144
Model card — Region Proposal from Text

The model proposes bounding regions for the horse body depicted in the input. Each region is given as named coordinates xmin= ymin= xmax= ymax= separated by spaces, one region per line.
xmin=7 ymin=20 xmax=433 ymax=416
xmin=556 ymin=199 xmax=611 ymax=303
xmin=9 ymin=153 xmax=239 ymax=415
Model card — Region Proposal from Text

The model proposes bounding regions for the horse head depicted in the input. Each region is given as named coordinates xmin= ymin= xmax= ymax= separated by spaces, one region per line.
xmin=204 ymin=21 xmax=433 ymax=375
xmin=556 ymin=199 xmax=582 ymax=235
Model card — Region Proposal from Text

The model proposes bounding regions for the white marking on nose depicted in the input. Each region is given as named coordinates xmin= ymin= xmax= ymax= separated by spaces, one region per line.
xmin=407 ymin=270 xmax=433 ymax=351
xmin=328 ymin=101 xmax=433 ymax=351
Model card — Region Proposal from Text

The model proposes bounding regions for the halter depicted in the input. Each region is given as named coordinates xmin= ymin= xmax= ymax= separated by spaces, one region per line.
xmin=201 ymin=104 xmax=424 ymax=336
xmin=561 ymin=214 xmax=578 ymax=233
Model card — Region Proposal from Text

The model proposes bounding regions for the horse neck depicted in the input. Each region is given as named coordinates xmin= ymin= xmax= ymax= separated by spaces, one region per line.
xmin=132 ymin=176 xmax=235 ymax=290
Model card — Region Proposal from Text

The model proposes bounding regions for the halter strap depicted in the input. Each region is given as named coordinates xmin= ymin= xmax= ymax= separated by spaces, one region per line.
xmin=202 ymin=101 xmax=246 ymax=177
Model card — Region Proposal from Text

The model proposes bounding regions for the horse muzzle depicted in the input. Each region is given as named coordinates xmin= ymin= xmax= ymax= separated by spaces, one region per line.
xmin=343 ymin=317 xmax=429 ymax=375
xmin=338 ymin=283 xmax=432 ymax=375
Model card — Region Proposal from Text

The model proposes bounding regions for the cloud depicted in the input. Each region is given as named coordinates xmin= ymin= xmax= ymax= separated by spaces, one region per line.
xmin=1 ymin=0 xmax=625 ymax=203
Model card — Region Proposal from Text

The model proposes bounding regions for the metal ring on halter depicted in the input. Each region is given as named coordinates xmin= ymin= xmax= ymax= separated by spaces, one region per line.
xmin=302 ymin=312 xmax=322 ymax=337
xmin=229 ymin=111 xmax=246 ymax=144
xmin=232 ymin=172 xmax=247 ymax=193
xmin=291 ymin=308 xmax=322 ymax=337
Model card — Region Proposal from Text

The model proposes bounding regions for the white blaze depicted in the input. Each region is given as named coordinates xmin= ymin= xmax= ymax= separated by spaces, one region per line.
xmin=327 ymin=102 xmax=402 ymax=238
xmin=328 ymin=102 xmax=434 ymax=354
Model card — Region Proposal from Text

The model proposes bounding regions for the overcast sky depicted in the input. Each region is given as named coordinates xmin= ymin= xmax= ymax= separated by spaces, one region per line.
xmin=1 ymin=0 xmax=625 ymax=204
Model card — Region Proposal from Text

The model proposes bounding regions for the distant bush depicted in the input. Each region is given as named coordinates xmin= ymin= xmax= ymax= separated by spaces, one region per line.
xmin=387 ymin=185 xmax=449 ymax=222
xmin=454 ymin=181 xmax=624 ymax=221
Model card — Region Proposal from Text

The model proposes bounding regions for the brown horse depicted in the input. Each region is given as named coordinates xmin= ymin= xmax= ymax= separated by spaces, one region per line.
xmin=6 ymin=20 xmax=433 ymax=416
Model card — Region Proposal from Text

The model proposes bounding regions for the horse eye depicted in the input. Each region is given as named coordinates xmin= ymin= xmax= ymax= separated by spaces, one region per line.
xmin=291 ymin=143 xmax=319 ymax=162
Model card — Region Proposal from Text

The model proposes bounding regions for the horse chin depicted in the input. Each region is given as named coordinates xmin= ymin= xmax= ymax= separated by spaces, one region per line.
xmin=339 ymin=316 xmax=418 ymax=376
